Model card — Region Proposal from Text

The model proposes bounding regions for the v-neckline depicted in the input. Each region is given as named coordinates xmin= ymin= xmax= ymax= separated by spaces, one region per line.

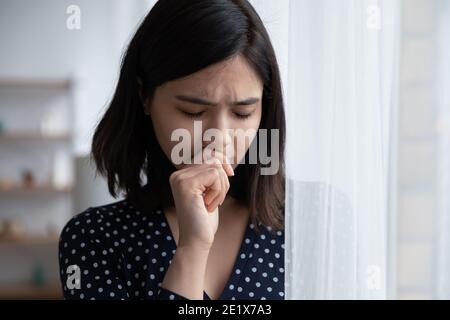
xmin=159 ymin=206 xmax=254 ymax=300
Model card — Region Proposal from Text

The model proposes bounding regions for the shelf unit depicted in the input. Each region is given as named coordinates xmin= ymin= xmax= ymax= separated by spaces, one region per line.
xmin=0 ymin=76 xmax=74 ymax=299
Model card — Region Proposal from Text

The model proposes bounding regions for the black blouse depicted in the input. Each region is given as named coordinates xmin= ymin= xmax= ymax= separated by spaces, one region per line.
xmin=58 ymin=199 xmax=285 ymax=300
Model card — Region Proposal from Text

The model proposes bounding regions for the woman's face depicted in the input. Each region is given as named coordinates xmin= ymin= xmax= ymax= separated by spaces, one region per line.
xmin=147 ymin=54 xmax=263 ymax=169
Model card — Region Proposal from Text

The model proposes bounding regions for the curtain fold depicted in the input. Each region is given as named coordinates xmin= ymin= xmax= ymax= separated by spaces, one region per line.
xmin=251 ymin=0 xmax=400 ymax=299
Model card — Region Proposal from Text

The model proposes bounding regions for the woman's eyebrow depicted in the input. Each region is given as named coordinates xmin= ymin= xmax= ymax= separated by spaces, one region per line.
xmin=175 ymin=95 xmax=260 ymax=106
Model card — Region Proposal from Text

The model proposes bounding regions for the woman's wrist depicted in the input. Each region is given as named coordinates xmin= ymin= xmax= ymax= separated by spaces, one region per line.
xmin=161 ymin=245 xmax=211 ymax=299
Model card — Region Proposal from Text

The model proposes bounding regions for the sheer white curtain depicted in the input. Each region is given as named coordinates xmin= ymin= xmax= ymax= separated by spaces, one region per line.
xmin=435 ymin=0 xmax=450 ymax=300
xmin=251 ymin=0 xmax=400 ymax=299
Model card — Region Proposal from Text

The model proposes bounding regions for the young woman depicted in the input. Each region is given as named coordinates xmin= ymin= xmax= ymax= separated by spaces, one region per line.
xmin=59 ymin=0 xmax=285 ymax=300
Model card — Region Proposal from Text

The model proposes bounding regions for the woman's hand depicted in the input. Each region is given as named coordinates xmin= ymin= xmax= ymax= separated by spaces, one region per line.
xmin=169 ymin=150 xmax=234 ymax=251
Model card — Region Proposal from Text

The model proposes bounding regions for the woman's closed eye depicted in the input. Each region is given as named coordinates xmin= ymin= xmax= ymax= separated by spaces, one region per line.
xmin=178 ymin=108 xmax=255 ymax=120
xmin=233 ymin=112 xmax=253 ymax=119
xmin=179 ymin=109 xmax=205 ymax=118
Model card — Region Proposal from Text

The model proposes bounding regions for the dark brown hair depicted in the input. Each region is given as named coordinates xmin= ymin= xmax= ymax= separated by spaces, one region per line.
xmin=91 ymin=0 xmax=285 ymax=234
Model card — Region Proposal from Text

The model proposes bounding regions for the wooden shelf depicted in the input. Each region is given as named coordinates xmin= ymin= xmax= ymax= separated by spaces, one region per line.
xmin=0 ymin=77 xmax=71 ymax=90
xmin=0 ymin=283 xmax=63 ymax=299
xmin=0 ymin=184 xmax=73 ymax=194
xmin=0 ymin=235 xmax=59 ymax=246
xmin=0 ymin=131 xmax=71 ymax=141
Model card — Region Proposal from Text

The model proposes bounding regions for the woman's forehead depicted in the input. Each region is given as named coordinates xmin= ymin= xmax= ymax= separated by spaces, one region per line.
xmin=159 ymin=55 xmax=263 ymax=100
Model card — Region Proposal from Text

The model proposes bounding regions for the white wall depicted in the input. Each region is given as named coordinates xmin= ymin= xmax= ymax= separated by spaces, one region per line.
xmin=0 ymin=0 xmax=155 ymax=155
xmin=397 ymin=0 xmax=439 ymax=300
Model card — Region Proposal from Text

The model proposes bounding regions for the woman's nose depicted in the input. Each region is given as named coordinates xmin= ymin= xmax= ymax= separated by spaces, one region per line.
xmin=202 ymin=128 xmax=233 ymax=148
xmin=202 ymin=128 xmax=234 ymax=161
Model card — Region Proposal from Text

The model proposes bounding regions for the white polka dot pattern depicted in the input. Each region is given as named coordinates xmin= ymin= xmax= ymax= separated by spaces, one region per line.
xmin=59 ymin=199 xmax=284 ymax=300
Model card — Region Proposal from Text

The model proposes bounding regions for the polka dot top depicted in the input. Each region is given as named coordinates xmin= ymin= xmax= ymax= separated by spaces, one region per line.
xmin=58 ymin=199 xmax=285 ymax=300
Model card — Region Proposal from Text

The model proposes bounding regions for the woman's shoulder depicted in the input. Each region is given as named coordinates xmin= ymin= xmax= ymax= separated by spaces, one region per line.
xmin=59 ymin=199 xmax=162 ymax=246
